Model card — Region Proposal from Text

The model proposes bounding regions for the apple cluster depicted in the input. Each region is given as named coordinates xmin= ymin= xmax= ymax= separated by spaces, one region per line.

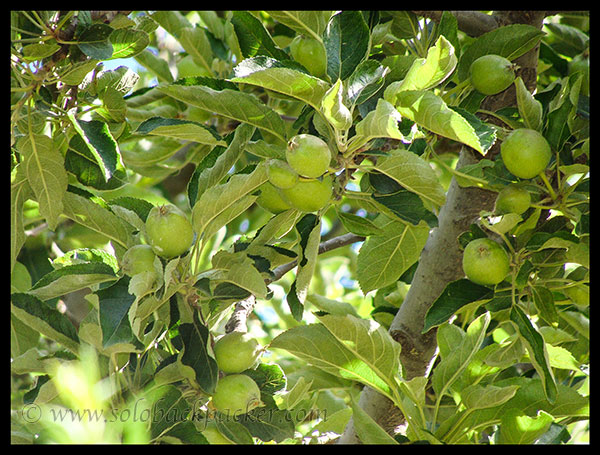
xmin=120 ymin=204 xmax=195 ymax=281
xmin=210 ymin=331 xmax=265 ymax=418
xmin=258 ymin=134 xmax=334 ymax=213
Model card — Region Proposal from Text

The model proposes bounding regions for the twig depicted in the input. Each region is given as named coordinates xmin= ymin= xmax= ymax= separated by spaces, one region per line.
xmin=224 ymin=232 xmax=366 ymax=332
xmin=268 ymin=232 xmax=365 ymax=284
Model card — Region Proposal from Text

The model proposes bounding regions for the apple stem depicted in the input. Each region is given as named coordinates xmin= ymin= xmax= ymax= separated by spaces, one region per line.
xmin=538 ymin=171 xmax=557 ymax=200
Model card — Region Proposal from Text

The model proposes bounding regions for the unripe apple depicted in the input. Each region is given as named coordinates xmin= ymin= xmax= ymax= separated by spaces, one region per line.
xmin=470 ymin=54 xmax=516 ymax=95
xmin=462 ymin=238 xmax=510 ymax=286
xmin=495 ymin=184 xmax=531 ymax=215
xmin=267 ymin=159 xmax=299 ymax=189
xmin=286 ymin=134 xmax=331 ymax=178
xmin=145 ymin=204 xmax=194 ymax=259
xmin=214 ymin=331 xmax=262 ymax=374
xmin=281 ymin=174 xmax=333 ymax=212
xmin=289 ymin=36 xmax=327 ymax=78
xmin=257 ymin=182 xmax=292 ymax=213
xmin=121 ymin=244 xmax=157 ymax=276
xmin=201 ymin=421 xmax=233 ymax=444
xmin=211 ymin=374 xmax=264 ymax=417
xmin=501 ymin=128 xmax=552 ymax=179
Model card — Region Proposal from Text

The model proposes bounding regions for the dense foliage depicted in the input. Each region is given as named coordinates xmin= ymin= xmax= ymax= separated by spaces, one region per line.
xmin=11 ymin=11 xmax=588 ymax=444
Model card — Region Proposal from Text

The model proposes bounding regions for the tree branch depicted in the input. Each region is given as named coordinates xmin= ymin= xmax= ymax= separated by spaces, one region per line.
xmin=412 ymin=11 xmax=499 ymax=36
xmin=268 ymin=233 xmax=365 ymax=285
xmin=340 ymin=10 xmax=548 ymax=444
xmin=224 ymin=232 xmax=365 ymax=332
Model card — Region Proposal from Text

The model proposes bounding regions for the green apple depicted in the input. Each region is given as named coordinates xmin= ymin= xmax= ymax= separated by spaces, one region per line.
xmin=281 ymin=174 xmax=333 ymax=212
xmin=286 ymin=134 xmax=331 ymax=178
xmin=214 ymin=331 xmax=262 ymax=374
xmin=267 ymin=159 xmax=299 ymax=189
xmin=495 ymin=184 xmax=531 ymax=215
xmin=211 ymin=374 xmax=264 ymax=417
xmin=121 ymin=244 xmax=157 ymax=276
xmin=289 ymin=36 xmax=327 ymax=78
xmin=470 ymin=54 xmax=516 ymax=95
xmin=145 ymin=204 xmax=194 ymax=259
xmin=257 ymin=182 xmax=292 ymax=213
xmin=501 ymin=128 xmax=552 ymax=179
xmin=201 ymin=421 xmax=233 ymax=444
xmin=462 ymin=238 xmax=510 ymax=286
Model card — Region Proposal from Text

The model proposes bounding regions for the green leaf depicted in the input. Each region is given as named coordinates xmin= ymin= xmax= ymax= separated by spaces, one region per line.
xmin=371 ymin=148 xmax=447 ymax=207
xmin=158 ymin=84 xmax=287 ymax=144
xmin=57 ymin=59 xmax=100 ymax=86
xmin=77 ymin=23 xmax=114 ymax=59
xmin=531 ymin=285 xmax=559 ymax=326
xmin=457 ymin=24 xmax=545 ymax=81
xmin=436 ymin=377 xmax=588 ymax=442
xmin=336 ymin=210 xmax=383 ymax=237
xmin=387 ymin=11 xmax=419 ymax=39
xmin=510 ymin=305 xmax=558 ymax=403
xmin=499 ymin=408 xmax=553 ymax=444
xmin=515 ymin=77 xmax=543 ymax=131
xmin=11 ymin=166 xmax=31 ymax=274
xmin=66 ymin=116 xmax=127 ymax=190
xmin=62 ymin=188 xmax=134 ymax=249
xmin=29 ymin=263 xmax=118 ymax=301
xmin=348 ymin=99 xmax=403 ymax=153
xmin=188 ymin=123 xmax=255 ymax=204
xmin=397 ymin=35 xmax=457 ymax=92
xmin=266 ymin=11 xmax=327 ymax=41
xmin=179 ymin=26 xmax=213 ymax=74
xmin=294 ymin=214 xmax=322 ymax=307
xmin=385 ymin=90 xmax=484 ymax=154
xmin=346 ymin=59 xmax=390 ymax=108
xmin=178 ymin=313 xmax=219 ymax=394
xmin=237 ymin=402 xmax=295 ymax=443
xmin=323 ymin=11 xmax=370 ymax=81
xmin=449 ymin=107 xmax=497 ymax=154
xmin=97 ymin=278 xmax=136 ymax=349
xmin=231 ymin=11 xmax=289 ymax=61
xmin=211 ymin=251 xmax=268 ymax=300
xmin=318 ymin=314 xmax=402 ymax=390
xmin=192 ymin=161 xmax=268 ymax=239
xmin=371 ymin=190 xmax=438 ymax=228
xmin=461 ymin=384 xmax=520 ymax=410
xmin=11 ymin=293 xmax=79 ymax=353
xmin=423 ymin=279 xmax=493 ymax=332
xmin=432 ymin=312 xmax=491 ymax=399
xmin=134 ymin=49 xmax=174 ymax=83
xmin=231 ymin=56 xmax=329 ymax=111
xmin=307 ymin=294 xmax=360 ymax=318
xmin=135 ymin=116 xmax=225 ymax=146
xmin=108 ymin=27 xmax=149 ymax=59
xmin=22 ymin=42 xmax=61 ymax=61
xmin=17 ymin=133 xmax=68 ymax=230
xmin=356 ymin=216 xmax=429 ymax=294
xmin=437 ymin=11 xmax=460 ymax=58
xmin=545 ymin=77 xmax=577 ymax=152
xmin=270 ymin=323 xmax=392 ymax=399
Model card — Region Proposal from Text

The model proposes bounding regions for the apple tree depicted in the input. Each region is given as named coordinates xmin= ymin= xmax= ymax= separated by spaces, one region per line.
xmin=11 ymin=10 xmax=589 ymax=444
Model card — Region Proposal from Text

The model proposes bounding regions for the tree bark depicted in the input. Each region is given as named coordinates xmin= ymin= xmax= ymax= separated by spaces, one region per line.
xmin=338 ymin=10 xmax=545 ymax=443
